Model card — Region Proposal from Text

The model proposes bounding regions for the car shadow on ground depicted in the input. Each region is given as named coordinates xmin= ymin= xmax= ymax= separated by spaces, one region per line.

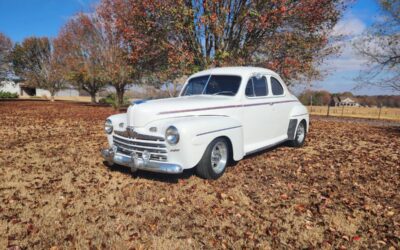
xmin=384 ymin=126 xmax=400 ymax=135
xmin=103 ymin=143 xmax=288 ymax=183
xmin=103 ymin=161 xmax=195 ymax=183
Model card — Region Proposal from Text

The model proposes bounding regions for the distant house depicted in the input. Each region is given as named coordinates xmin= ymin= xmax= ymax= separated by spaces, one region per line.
xmin=340 ymin=97 xmax=360 ymax=107
xmin=0 ymin=80 xmax=80 ymax=97
xmin=330 ymin=96 xmax=360 ymax=107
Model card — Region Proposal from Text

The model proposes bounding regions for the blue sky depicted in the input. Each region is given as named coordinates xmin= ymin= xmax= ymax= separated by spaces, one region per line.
xmin=0 ymin=0 xmax=392 ymax=95
xmin=310 ymin=0 xmax=394 ymax=96
xmin=0 ymin=0 xmax=97 ymax=42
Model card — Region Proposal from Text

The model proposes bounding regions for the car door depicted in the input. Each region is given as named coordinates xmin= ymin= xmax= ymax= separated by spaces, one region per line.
xmin=242 ymin=74 xmax=276 ymax=153
xmin=267 ymin=76 xmax=292 ymax=138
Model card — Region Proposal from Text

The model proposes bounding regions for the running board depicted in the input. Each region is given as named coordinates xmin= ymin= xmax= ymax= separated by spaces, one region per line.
xmin=244 ymin=139 xmax=288 ymax=156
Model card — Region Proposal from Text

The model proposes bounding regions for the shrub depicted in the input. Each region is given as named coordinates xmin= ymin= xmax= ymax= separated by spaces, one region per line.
xmin=0 ymin=91 xmax=19 ymax=99
xmin=99 ymin=93 xmax=130 ymax=108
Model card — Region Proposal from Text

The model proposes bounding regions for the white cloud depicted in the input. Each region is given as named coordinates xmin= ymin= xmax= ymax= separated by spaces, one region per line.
xmin=324 ymin=57 xmax=366 ymax=72
xmin=322 ymin=39 xmax=368 ymax=72
xmin=312 ymin=16 xmax=371 ymax=93
xmin=321 ymin=17 xmax=369 ymax=73
xmin=332 ymin=17 xmax=366 ymax=37
xmin=310 ymin=12 xmax=395 ymax=95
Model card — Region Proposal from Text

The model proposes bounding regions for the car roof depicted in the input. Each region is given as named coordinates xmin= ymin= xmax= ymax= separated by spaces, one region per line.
xmin=190 ymin=66 xmax=280 ymax=78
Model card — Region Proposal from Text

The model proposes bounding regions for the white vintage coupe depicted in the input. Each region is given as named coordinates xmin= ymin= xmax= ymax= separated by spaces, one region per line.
xmin=101 ymin=67 xmax=309 ymax=179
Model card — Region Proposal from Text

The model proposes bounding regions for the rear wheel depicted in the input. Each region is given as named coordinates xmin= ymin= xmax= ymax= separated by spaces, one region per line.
xmin=196 ymin=138 xmax=229 ymax=179
xmin=288 ymin=121 xmax=307 ymax=147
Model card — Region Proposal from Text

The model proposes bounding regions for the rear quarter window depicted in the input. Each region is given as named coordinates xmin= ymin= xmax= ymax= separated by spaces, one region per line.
xmin=271 ymin=77 xmax=284 ymax=95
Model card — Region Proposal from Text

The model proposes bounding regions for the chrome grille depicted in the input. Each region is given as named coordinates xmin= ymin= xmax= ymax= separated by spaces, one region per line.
xmin=113 ymin=133 xmax=167 ymax=162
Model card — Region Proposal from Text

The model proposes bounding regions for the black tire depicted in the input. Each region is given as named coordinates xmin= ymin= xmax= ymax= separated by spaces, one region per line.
xmin=196 ymin=137 xmax=229 ymax=179
xmin=288 ymin=121 xmax=307 ymax=147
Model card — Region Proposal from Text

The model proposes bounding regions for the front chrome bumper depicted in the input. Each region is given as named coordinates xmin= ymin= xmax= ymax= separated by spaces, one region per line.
xmin=101 ymin=148 xmax=183 ymax=174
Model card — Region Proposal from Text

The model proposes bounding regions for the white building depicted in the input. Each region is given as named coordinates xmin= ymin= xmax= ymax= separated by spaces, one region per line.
xmin=0 ymin=80 xmax=20 ymax=94
xmin=338 ymin=97 xmax=360 ymax=107
xmin=0 ymin=80 xmax=79 ymax=97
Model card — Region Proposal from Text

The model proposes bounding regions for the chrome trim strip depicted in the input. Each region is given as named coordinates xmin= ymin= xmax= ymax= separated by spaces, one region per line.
xmin=114 ymin=130 xmax=129 ymax=137
xmin=114 ymin=142 xmax=167 ymax=155
xmin=113 ymin=137 xmax=167 ymax=152
xmin=114 ymin=137 xmax=166 ymax=148
xmin=158 ymin=100 xmax=299 ymax=115
xmin=243 ymin=100 xmax=298 ymax=107
xmin=114 ymin=129 xmax=165 ymax=141
xmin=196 ymin=125 xmax=242 ymax=136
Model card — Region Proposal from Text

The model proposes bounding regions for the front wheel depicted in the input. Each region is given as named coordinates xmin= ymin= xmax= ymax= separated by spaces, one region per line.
xmin=196 ymin=138 xmax=229 ymax=179
xmin=288 ymin=121 xmax=307 ymax=147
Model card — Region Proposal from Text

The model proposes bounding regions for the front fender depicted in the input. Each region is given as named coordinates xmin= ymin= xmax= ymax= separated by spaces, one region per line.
xmin=147 ymin=115 xmax=244 ymax=169
xmin=105 ymin=113 xmax=128 ymax=145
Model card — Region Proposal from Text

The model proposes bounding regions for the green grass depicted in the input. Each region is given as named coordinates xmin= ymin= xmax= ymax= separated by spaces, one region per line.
xmin=0 ymin=91 xmax=18 ymax=99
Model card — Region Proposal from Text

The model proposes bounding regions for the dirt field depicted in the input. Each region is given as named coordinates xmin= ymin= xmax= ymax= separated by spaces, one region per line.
xmin=0 ymin=101 xmax=399 ymax=249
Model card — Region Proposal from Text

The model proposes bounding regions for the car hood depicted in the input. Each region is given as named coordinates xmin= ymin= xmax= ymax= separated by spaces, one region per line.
xmin=127 ymin=95 xmax=238 ymax=127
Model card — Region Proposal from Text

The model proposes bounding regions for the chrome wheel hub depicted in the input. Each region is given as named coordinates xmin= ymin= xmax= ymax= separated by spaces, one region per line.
xmin=210 ymin=141 xmax=228 ymax=174
xmin=296 ymin=123 xmax=305 ymax=143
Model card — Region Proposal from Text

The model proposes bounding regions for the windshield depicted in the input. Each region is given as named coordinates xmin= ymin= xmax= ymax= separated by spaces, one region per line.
xmin=181 ymin=75 xmax=242 ymax=96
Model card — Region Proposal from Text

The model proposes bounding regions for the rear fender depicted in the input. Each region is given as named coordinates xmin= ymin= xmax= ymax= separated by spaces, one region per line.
xmin=288 ymin=105 xmax=309 ymax=138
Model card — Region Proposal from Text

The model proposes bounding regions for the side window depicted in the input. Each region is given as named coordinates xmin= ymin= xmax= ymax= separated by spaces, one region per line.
xmin=245 ymin=79 xmax=254 ymax=97
xmin=245 ymin=76 xmax=268 ymax=97
xmin=271 ymin=77 xmax=284 ymax=95
xmin=253 ymin=76 xmax=268 ymax=96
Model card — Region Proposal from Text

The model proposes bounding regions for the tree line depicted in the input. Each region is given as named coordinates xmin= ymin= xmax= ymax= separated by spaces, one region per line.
xmin=299 ymin=90 xmax=400 ymax=107
xmin=2 ymin=0 xmax=348 ymax=106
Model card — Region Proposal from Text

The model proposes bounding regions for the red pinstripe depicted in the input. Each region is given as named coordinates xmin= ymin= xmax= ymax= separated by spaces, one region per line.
xmin=158 ymin=100 xmax=299 ymax=115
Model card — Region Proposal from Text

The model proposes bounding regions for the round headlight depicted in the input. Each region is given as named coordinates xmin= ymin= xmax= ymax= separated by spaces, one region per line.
xmin=105 ymin=119 xmax=113 ymax=134
xmin=165 ymin=126 xmax=179 ymax=145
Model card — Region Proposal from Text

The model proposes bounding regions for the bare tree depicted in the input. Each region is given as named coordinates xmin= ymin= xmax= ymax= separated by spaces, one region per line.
xmin=0 ymin=33 xmax=13 ymax=83
xmin=12 ymin=37 xmax=65 ymax=101
xmin=354 ymin=0 xmax=400 ymax=92
xmin=58 ymin=12 xmax=135 ymax=106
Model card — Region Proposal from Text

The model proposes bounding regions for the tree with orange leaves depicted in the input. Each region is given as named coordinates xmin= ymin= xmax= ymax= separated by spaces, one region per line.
xmin=99 ymin=0 xmax=195 ymax=91
xmin=99 ymin=0 xmax=345 ymax=86
xmin=55 ymin=13 xmax=108 ymax=103
xmin=57 ymin=12 xmax=136 ymax=106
